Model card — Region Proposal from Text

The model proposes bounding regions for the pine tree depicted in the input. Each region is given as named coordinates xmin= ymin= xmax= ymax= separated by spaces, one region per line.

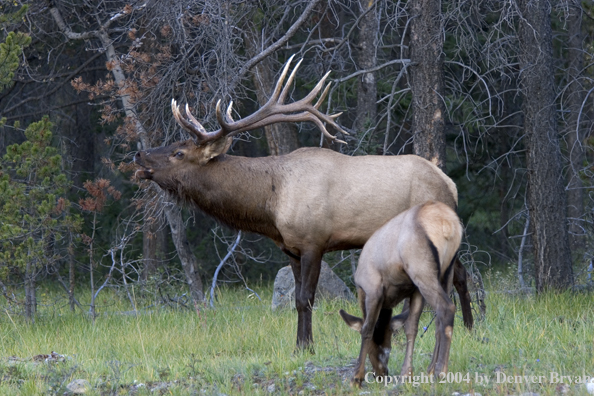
xmin=0 ymin=117 xmax=81 ymax=321
xmin=0 ymin=5 xmax=31 ymax=91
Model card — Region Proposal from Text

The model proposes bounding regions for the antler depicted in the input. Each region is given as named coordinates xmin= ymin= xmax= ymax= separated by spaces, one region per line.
xmin=171 ymin=54 xmax=348 ymax=144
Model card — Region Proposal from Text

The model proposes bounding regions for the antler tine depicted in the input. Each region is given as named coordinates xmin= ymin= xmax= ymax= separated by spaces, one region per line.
xmin=313 ymin=81 xmax=332 ymax=110
xmin=269 ymin=54 xmax=296 ymax=103
xmin=294 ymin=70 xmax=332 ymax=107
xmin=275 ymin=68 xmax=349 ymax=138
xmin=171 ymin=99 xmax=196 ymax=135
xmin=171 ymin=98 xmax=181 ymax=121
xmin=308 ymin=107 xmax=349 ymax=137
xmin=215 ymin=99 xmax=231 ymax=132
xmin=278 ymin=58 xmax=303 ymax=105
xmin=311 ymin=82 xmax=348 ymax=135
xmin=305 ymin=114 xmax=347 ymax=144
xmin=226 ymin=109 xmax=349 ymax=141
xmin=184 ymin=104 xmax=209 ymax=135
xmin=172 ymin=99 xmax=224 ymax=142
xmin=215 ymin=99 xmax=241 ymax=136
xmin=186 ymin=54 xmax=348 ymax=143
xmin=226 ymin=101 xmax=234 ymax=122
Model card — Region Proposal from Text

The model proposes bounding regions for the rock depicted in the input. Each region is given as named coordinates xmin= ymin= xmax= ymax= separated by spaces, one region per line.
xmin=555 ymin=384 xmax=569 ymax=394
xmin=150 ymin=382 xmax=169 ymax=392
xmin=66 ymin=379 xmax=91 ymax=394
xmin=267 ymin=383 xmax=276 ymax=393
xmin=271 ymin=261 xmax=354 ymax=310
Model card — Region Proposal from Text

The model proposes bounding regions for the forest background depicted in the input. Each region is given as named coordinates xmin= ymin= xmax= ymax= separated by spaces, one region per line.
xmin=1 ymin=0 xmax=593 ymax=321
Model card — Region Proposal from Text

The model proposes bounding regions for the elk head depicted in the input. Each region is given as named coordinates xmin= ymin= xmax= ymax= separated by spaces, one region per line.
xmin=134 ymin=55 xmax=347 ymax=187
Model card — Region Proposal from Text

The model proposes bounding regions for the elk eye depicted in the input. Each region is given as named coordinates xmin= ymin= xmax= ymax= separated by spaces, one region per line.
xmin=174 ymin=151 xmax=184 ymax=159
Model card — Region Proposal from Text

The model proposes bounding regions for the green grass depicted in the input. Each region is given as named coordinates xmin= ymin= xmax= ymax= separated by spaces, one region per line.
xmin=1 ymin=285 xmax=593 ymax=395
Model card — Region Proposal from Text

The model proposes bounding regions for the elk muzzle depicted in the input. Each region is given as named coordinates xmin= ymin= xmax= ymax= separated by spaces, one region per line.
xmin=134 ymin=151 xmax=154 ymax=180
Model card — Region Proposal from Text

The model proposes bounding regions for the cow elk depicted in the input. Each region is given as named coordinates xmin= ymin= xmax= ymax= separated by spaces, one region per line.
xmin=134 ymin=55 xmax=473 ymax=350
xmin=340 ymin=201 xmax=462 ymax=386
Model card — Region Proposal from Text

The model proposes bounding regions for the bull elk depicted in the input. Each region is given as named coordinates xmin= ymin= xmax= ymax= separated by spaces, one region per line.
xmin=134 ymin=55 xmax=473 ymax=350
xmin=339 ymin=201 xmax=462 ymax=386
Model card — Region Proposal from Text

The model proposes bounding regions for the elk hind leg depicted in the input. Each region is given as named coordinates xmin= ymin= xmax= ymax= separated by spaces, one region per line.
xmin=453 ymin=259 xmax=473 ymax=330
xmin=417 ymin=281 xmax=455 ymax=376
xmin=400 ymin=290 xmax=424 ymax=377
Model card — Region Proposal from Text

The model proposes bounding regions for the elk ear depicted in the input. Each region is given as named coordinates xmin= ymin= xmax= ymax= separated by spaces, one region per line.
xmin=198 ymin=136 xmax=232 ymax=165
xmin=339 ymin=309 xmax=363 ymax=332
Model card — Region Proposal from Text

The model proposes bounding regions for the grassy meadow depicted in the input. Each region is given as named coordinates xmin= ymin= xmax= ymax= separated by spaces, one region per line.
xmin=0 ymin=281 xmax=593 ymax=395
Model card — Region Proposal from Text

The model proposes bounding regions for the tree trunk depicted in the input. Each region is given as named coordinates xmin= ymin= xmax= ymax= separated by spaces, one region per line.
xmin=518 ymin=0 xmax=573 ymax=291
xmin=49 ymin=6 xmax=206 ymax=299
xmin=408 ymin=0 xmax=476 ymax=329
xmin=68 ymin=238 xmax=76 ymax=312
xmin=100 ymin=33 xmax=199 ymax=301
xmin=409 ymin=0 xmax=446 ymax=169
xmin=565 ymin=1 xmax=585 ymax=254
xmin=102 ymin=27 xmax=203 ymax=301
xmin=164 ymin=206 xmax=205 ymax=305
xmin=24 ymin=260 xmax=36 ymax=323
xmin=496 ymin=81 xmax=522 ymax=259
xmin=142 ymin=219 xmax=166 ymax=281
xmin=142 ymin=223 xmax=157 ymax=281
xmin=354 ymin=0 xmax=378 ymax=139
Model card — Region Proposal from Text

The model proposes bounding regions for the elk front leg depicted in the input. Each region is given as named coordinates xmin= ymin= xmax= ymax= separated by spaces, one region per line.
xmin=288 ymin=255 xmax=308 ymax=351
xmin=290 ymin=250 xmax=322 ymax=352
xmin=368 ymin=308 xmax=393 ymax=376
xmin=352 ymin=292 xmax=384 ymax=387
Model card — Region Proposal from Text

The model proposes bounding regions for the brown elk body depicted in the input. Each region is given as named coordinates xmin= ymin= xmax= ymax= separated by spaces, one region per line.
xmin=340 ymin=201 xmax=462 ymax=386
xmin=134 ymin=57 xmax=472 ymax=350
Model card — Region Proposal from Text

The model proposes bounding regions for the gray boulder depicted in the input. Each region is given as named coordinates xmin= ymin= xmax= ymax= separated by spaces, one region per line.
xmin=66 ymin=379 xmax=91 ymax=394
xmin=272 ymin=261 xmax=354 ymax=310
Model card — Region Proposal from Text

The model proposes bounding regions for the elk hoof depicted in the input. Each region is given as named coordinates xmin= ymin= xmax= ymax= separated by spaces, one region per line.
xmin=293 ymin=343 xmax=315 ymax=355
xmin=400 ymin=368 xmax=413 ymax=378
xmin=350 ymin=377 xmax=363 ymax=388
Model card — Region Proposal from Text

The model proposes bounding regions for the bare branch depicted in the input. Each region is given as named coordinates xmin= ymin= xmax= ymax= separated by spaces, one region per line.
xmin=48 ymin=6 xmax=97 ymax=41
xmin=232 ymin=0 xmax=322 ymax=86
xmin=210 ymin=231 xmax=242 ymax=308
xmin=332 ymin=58 xmax=413 ymax=85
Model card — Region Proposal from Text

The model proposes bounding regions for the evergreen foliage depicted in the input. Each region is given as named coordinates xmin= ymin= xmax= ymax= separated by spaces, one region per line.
xmin=0 ymin=116 xmax=81 ymax=316
xmin=0 ymin=5 xmax=30 ymax=91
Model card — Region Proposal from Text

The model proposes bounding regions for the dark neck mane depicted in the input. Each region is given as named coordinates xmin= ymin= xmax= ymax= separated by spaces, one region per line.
xmin=162 ymin=155 xmax=283 ymax=242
